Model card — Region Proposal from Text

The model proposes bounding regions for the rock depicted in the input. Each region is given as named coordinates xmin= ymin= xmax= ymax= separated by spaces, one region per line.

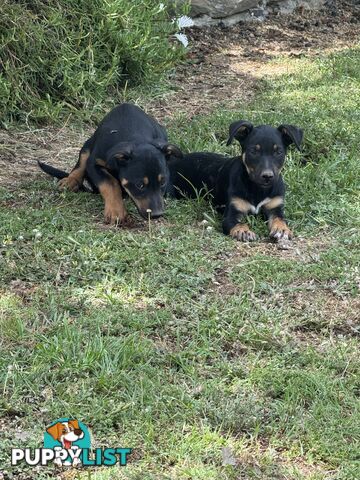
xmin=191 ymin=0 xmax=260 ymax=18
xmin=185 ymin=0 xmax=326 ymax=26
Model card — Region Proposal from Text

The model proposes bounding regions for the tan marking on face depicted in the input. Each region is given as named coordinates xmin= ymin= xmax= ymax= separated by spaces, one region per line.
xmin=273 ymin=144 xmax=278 ymax=151
xmin=99 ymin=176 xmax=127 ymax=225
xmin=136 ymin=198 xmax=151 ymax=212
xmin=158 ymin=174 xmax=164 ymax=183
xmin=121 ymin=178 xmax=128 ymax=187
xmin=95 ymin=158 xmax=106 ymax=167
xmin=242 ymin=153 xmax=252 ymax=174
xmin=255 ymin=144 xmax=261 ymax=151
xmin=58 ymin=149 xmax=90 ymax=191
xmin=231 ymin=197 xmax=252 ymax=214
xmin=143 ymin=176 xmax=149 ymax=185
xmin=263 ymin=196 xmax=284 ymax=211
xmin=123 ymin=187 xmax=151 ymax=213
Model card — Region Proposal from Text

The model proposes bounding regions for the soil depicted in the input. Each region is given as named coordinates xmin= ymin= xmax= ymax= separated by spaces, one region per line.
xmin=0 ymin=0 xmax=359 ymax=188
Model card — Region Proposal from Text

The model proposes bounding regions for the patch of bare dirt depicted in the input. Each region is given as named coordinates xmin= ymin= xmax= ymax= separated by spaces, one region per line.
xmin=147 ymin=0 xmax=360 ymax=119
xmin=287 ymin=288 xmax=360 ymax=336
xmin=0 ymin=1 xmax=359 ymax=189
xmin=0 ymin=125 xmax=91 ymax=191
xmin=210 ymin=234 xmax=332 ymax=296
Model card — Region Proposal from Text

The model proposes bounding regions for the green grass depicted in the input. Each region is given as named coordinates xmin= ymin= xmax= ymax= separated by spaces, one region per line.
xmin=0 ymin=48 xmax=359 ymax=479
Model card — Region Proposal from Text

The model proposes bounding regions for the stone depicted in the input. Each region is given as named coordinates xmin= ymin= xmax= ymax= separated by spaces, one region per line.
xmin=185 ymin=0 xmax=326 ymax=26
xmin=190 ymin=0 xmax=260 ymax=18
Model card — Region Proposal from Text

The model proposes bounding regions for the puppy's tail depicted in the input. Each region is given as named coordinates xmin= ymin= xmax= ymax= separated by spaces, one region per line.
xmin=38 ymin=161 xmax=69 ymax=179
xmin=37 ymin=161 xmax=95 ymax=193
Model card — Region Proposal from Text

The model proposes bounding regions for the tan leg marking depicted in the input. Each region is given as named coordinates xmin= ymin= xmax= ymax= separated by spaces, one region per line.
xmin=269 ymin=216 xmax=293 ymax=241
xmin=99 ymin=176 xmax=127 ymax=225
xmin=58 ymin=149 xmax=90 ymax=192
xmin=230 ymin=223 xmax=257 ymax=242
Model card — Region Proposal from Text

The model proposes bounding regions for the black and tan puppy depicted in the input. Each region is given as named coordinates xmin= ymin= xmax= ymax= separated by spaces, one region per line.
xmin=39 ymin=103 xmax=182 ymax=224
xmin=169 ymin=121 xmax=303 ymax=241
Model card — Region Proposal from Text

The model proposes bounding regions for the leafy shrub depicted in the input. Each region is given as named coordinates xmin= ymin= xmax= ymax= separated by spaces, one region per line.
xmin=0 ymin=0 xmax=186 ymax=123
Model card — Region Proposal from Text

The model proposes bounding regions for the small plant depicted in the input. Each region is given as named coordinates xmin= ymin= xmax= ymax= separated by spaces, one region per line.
xmin=0 ymin=0 xmax=188 ymax=124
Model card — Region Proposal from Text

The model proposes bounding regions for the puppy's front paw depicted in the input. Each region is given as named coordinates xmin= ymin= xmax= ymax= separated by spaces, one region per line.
xmin=230 ymin=224 xmax=257 ymax=242
xmin=58 ymin=176 xmax=80 ymax=192
xmin=269 ymin=218 xmax=293 ymax=241
xmin=104 ymin=204 xmax=127 ymax=226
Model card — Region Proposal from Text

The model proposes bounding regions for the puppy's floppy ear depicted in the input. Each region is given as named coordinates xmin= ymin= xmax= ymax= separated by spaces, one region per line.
xmin=226 ymin=121 xmax=253 ymax=146
xmin=154 ymin=142 xmax=183 ymax=159
xmin=101 ymin=143 xmax=133 ymax=171
xmin=46 ymin=422 xmax=62 ymax=441
xmin=278 ymin=124 xmax=303 ymax=151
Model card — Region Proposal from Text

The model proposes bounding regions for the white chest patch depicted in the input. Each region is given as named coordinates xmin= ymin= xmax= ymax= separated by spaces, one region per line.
xmin=231 ymin=195 xmax=283 ymax=214
xmin=249 ymin=198 xmax=272 ymax=214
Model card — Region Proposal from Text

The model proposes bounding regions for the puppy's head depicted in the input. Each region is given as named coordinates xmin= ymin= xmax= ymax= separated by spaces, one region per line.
xmin=102 ymin=142 xmax=182 ymax=218
xmin=46 ymin=419 xmax=84 ymax=446
xmin=227 ymin=121 xmax=303 ymax=188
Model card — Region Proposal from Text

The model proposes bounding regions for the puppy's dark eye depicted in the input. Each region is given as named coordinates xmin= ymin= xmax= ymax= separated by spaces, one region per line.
xmin=160 ymin=178 xmax=166 ymax=187
xmin=135 ymin=182 xmax=145 ymax=190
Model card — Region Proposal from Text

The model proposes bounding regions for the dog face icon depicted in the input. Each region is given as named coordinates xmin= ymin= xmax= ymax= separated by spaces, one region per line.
xmin=46 ymin=419 xmax=84 ymax=449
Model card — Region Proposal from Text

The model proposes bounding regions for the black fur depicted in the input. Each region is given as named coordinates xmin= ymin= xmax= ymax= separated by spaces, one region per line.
xmin=169 ymin=121 xmax=303 ymax=241
xmin=38 ymin=103 xmax=182 ymax=222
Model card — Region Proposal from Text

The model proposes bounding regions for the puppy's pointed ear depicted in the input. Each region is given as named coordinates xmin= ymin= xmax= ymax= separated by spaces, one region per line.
xmin=226 ymin=121 xmax=253 ymax=146
xmin=155 ymin=142 xmax=183 ymax=160
xmin=278 ymin=125 xmax=303 ymax=151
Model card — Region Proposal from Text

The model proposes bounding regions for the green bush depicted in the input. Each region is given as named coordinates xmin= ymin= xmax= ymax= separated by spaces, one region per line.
xmin=0 ymin=0 xmax=186 ymax=123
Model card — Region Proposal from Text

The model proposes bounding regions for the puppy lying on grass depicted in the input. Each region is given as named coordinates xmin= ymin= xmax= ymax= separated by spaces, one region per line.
xmin=169 ymin=120 xmax=303 ymax=242
xmin=39 ymin=103 xmax=182 ymax=225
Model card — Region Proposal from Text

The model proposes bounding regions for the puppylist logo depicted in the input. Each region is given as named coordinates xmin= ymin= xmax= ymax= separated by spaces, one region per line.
xmin=11 ymin=418 xmax=131 ymax=468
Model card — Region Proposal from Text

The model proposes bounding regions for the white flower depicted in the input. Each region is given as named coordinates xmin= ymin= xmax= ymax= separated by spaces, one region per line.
xmin=176 ymin=15 xmax=194 ymax=29
xmin=174 ymin=33 xmax=189 ymax=48
xmin=158 ymin=3 xmax=165 ymax=13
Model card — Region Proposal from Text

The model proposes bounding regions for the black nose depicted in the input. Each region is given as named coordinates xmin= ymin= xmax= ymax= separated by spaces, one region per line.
xmin=261 ymin=170 xmax=274 ymax=182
